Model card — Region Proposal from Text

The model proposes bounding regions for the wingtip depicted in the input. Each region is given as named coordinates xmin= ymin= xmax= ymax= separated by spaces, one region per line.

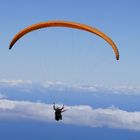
xmin=116 ymin=56 xmax=119 ymax=60
xmin=9 ymin=45 xmax=12 ymax=50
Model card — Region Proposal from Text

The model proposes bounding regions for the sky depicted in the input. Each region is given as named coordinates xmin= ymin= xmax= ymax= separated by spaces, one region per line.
xmin=0 ymin=0 xmax=140 ymax=87
xmin=0 ymin=1 xmax=140 ymax=139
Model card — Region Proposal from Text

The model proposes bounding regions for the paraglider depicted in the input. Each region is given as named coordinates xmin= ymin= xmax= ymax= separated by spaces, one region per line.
xmin=9 ymin=20 xmax=119 ymax=60
xmin=8 ymin=20 xmax=120 ymax=121
xmin=53 ymin=103 xmax=66 ymax=121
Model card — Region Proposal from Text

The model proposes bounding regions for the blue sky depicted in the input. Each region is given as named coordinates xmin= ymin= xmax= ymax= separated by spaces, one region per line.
xmin=0 ymin=0 xmax=140 ymax=87
xmin=0 ymin=1 xmax=140 ymax=139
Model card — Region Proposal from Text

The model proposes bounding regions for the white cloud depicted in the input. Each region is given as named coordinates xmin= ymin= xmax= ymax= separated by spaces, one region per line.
xmin=0 ymin=79 xmax=140 ymax=95
xmin=0 ymin=99 xmax=54 ymax=122
xmin=0 ymin=79 xmax=32 ymax=86
xmin=64 ymin=106 xmax=140 ymax=131
xmin=112 ymin=86 xmax=140 ymax=95
xmin=0 ymin=99 xmax=140 ymax=131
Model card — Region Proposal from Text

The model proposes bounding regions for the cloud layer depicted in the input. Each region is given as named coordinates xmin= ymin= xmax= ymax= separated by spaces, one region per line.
xmin=0 ymin=79 xmax=140 ymax=95
xmin=0 ymin=99 xmax=140 ymax=131
xmin=0 ymin=80 xmax=140 ymax=131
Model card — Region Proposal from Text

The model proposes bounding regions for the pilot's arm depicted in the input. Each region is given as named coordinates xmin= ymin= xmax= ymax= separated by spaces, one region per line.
xmin=60 ymin=105 xmax=64 ymax=110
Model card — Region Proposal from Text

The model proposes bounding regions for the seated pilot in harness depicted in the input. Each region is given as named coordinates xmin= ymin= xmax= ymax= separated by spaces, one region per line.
xmin=53 ymin=103 xmax=66 ymax=121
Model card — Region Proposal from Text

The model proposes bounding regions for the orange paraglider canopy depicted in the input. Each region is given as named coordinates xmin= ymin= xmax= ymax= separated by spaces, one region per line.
xmin=9 ymin=20 xmax=119 ymax=60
